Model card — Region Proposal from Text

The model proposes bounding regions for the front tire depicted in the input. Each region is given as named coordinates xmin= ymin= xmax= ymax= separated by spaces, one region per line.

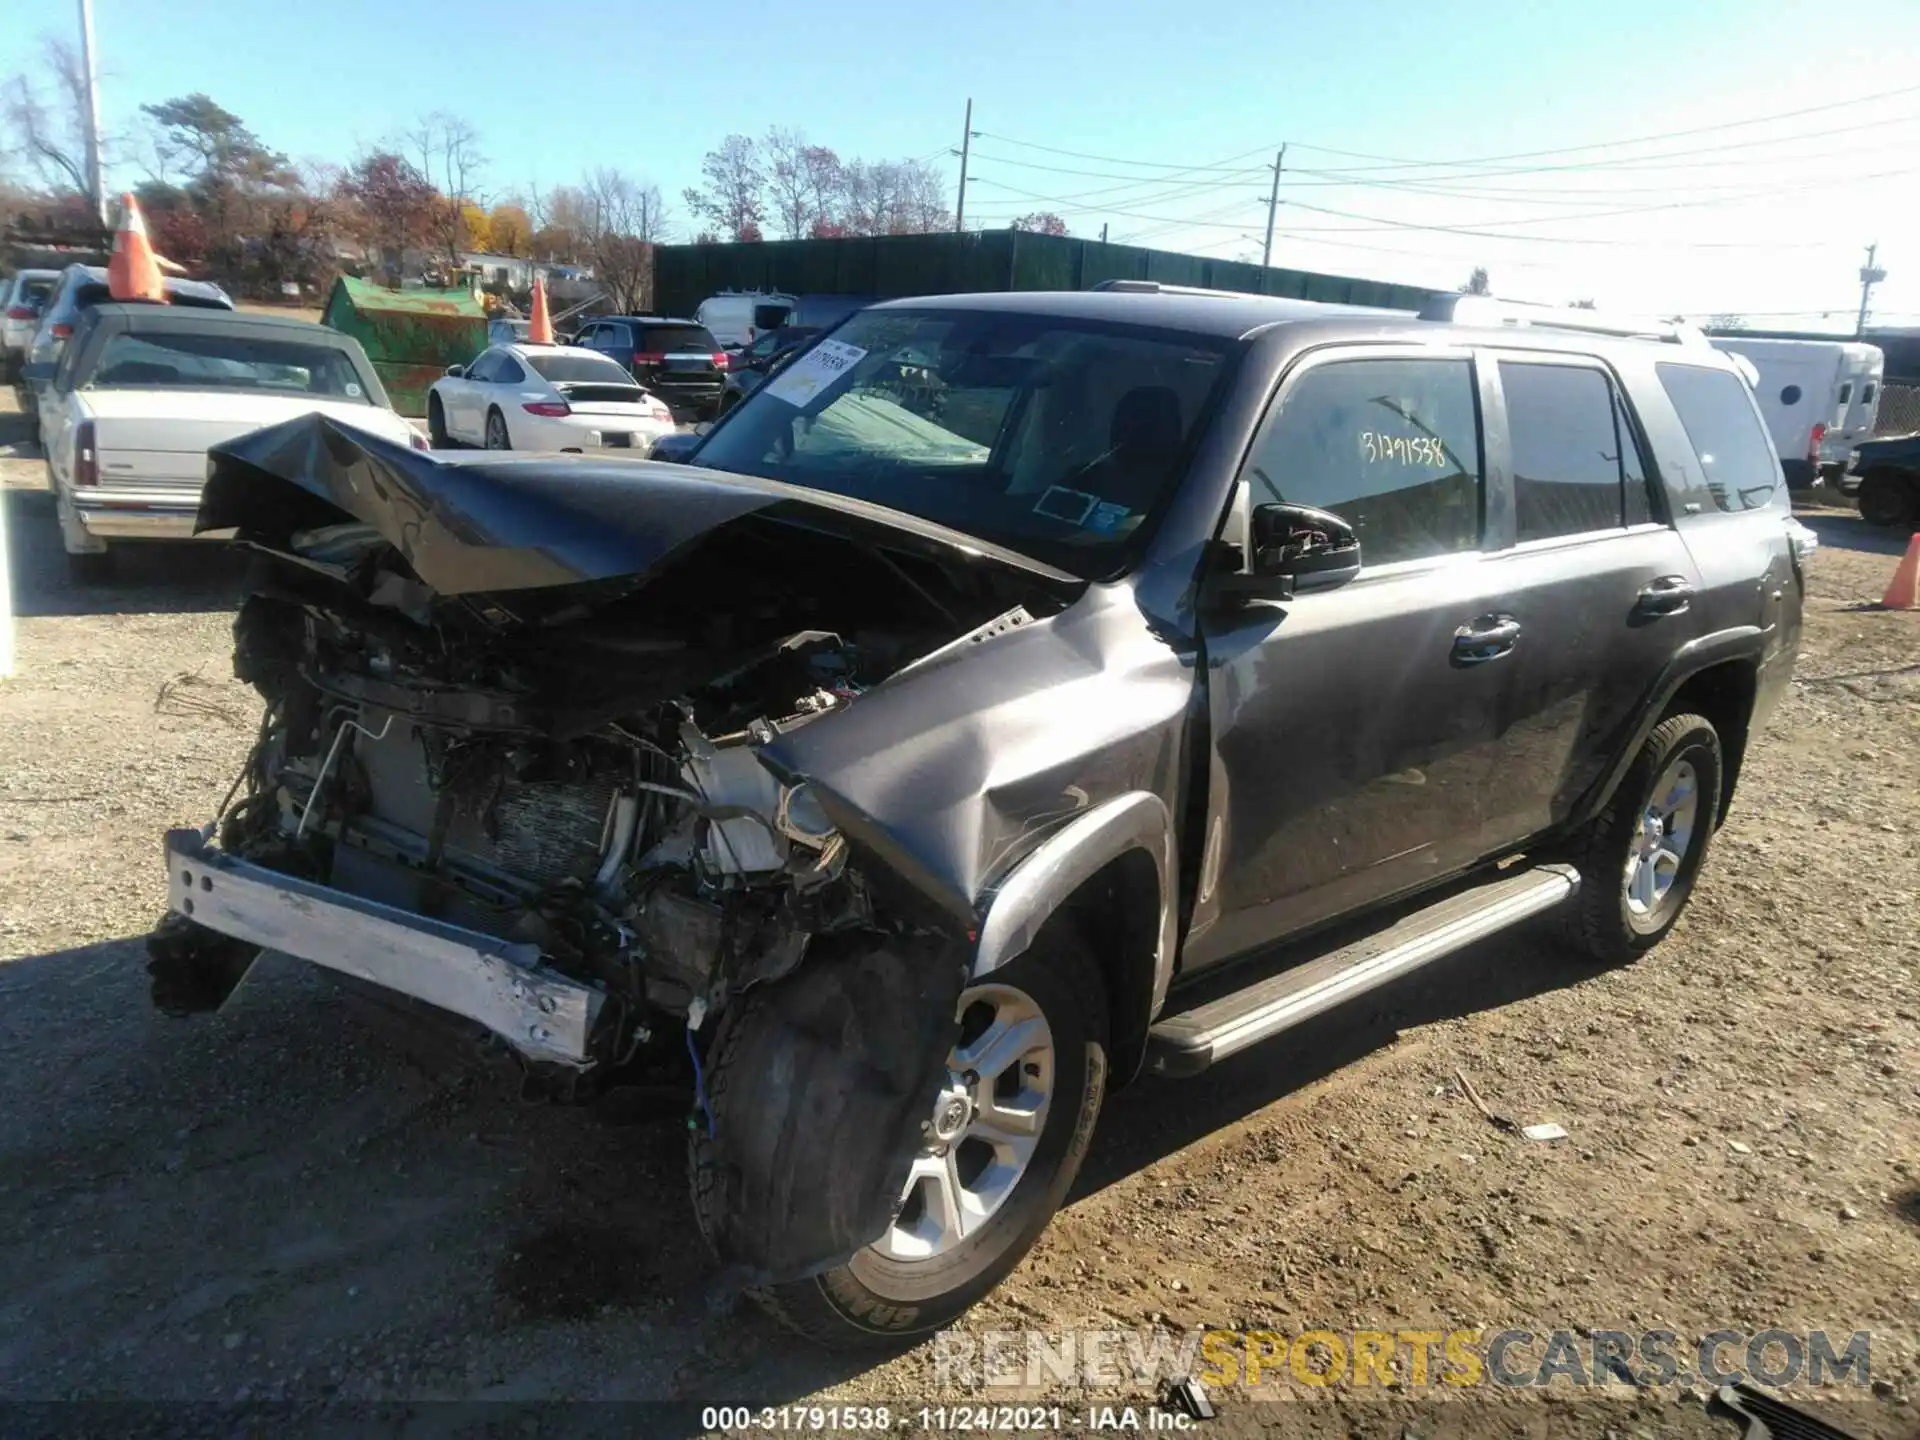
xmin=427 ymin=394 xmax=449 ymax=447
xmin=1557 ymin=712 xmax=1722 ymax=966
xmin=484 ymin=408 xmax=510 ymax=450
xmin=694 ymin=932 xmax=1108 ymax=1349
xmin=1857 ymin=468 xmax=1916 ymax=527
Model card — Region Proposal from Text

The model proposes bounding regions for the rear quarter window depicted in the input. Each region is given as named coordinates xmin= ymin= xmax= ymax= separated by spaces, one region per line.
xmin=1656 ymin=362 xmax=1780 ymax=513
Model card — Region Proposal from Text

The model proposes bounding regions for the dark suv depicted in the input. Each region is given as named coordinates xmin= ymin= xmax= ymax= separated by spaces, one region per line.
xmin=572 ymin=315 xmax=727 ymax=418
xmin=152 ymin=286 xmax=1804 ymax=1349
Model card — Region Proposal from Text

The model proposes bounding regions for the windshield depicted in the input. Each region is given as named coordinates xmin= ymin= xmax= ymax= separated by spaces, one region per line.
xmin=83 ymin=331 xmax=371 ymax=400
xmin=525 ymin=349 xmax=638 ymax=384
xmin=691 ymin=308 xmax=1232 ymax=576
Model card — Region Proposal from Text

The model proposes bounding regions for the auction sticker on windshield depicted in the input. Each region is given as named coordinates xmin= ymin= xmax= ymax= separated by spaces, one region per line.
xmin=763 ymin=339 xmax=867 ymax=407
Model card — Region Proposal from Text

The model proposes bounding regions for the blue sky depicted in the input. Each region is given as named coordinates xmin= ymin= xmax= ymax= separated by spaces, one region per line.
xmin=7 ymin=0 xmax=1919 ymax=328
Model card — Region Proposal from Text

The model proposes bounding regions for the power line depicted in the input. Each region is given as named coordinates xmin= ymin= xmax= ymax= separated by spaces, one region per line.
xmin=971 ymin=130 xmax=1281 ymax=173
xmin=973 ymin=83 xmax=1920 ymax=192
xmin=967 ymin=174 xmax=1853 ymax=250
xmin=967 ymin=175 xmax=1257 ymax=228
xmin=1288 ymin=112 xmax=1920 ymax=184
xmin=1281 ymin=80 xmax=1920 ymax=172
xmin=1281 ymin=158 xmax=1920 ymax=205
xmin=962 ymin=150 xmax=1264 ymax=186
xmin=1279 ymin=163 xmax=1920 ymax=233
xmin=1271 ymin=196 xmax=1854 ymax=248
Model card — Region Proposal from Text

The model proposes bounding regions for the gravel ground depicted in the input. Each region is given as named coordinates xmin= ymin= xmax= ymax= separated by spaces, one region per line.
xmin=1 ymin=389 xmax=1915 ymax=1438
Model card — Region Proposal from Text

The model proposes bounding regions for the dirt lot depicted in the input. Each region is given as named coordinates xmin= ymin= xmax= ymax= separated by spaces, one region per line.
xmin=1 ymin=388 xmax=1914 ymax=1438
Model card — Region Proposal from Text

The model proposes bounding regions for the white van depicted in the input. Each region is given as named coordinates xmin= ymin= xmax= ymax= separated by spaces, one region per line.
xmin=694 ymin=291 xmax=797 ymax=349
xmin=1710 ymin=337 xmax=1883 ymax=485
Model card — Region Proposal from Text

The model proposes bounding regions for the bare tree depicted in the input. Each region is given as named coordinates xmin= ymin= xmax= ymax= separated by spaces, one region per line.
xmin=528 ymin=182 xmax=595 ymax=261
xmin=1010 ymin=212 xmax=1068 ymax=236
xmin=763 ymin=127 xmax=843 ymax=239
xmin=890 ymin=158 xmax=951 ymax=233
xmin=683 ymin=134 xmax=766 ymax=241
xmin=404 ymin=111 xmax=486 ymax=264
xmin=1460 ymin=266 xmax=1491 ymax=296
xmin=838 ymin=157 xmax=950 ymax=236
xmin=581 ymin=167 xmax=670 ymax=311
xmin=1 ymin=36 xmax=93 ymax=196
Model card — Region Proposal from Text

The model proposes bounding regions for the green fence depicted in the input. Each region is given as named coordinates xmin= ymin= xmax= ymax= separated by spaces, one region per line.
xmin=654 ymin=231 xmax=1438 ymax=319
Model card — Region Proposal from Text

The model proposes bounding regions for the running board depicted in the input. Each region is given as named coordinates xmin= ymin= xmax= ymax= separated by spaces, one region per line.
xmin=1147 ymin=864 xmax=1580 ymax=1077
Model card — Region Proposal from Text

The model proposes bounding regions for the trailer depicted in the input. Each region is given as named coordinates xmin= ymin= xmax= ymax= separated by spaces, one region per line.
xmin=1711 ymin=336 xmax=1884 ymax=487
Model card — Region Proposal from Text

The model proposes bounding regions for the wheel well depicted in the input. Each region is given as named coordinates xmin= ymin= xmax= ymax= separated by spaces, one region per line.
xmin=1036 ymin=847 xmax=1160 ymax=1089
xmin=1663 ymin=661 xmax=1756 ymax=824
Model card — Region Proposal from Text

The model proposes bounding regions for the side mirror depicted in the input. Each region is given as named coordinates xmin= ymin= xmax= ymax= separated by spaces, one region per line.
xmin=1251 ymin=502 xmax=1361 ymax=592
xmin=649 ymin=431 xmax=702 ymax=464
xmin=444 ymin=364 xmax=464 ymax=378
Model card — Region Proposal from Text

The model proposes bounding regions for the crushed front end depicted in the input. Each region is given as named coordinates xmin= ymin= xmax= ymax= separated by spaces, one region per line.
xmin=151 ymin=415 xmax=1076 ymax=1083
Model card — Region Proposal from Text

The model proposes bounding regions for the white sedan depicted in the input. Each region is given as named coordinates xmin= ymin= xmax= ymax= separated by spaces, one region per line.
xmin=427 ymin=342 xmax=676 ymax=454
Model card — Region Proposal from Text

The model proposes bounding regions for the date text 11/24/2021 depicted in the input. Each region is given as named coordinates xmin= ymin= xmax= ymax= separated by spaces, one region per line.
xmin=702 ymin=1405 xmax=1199 ymax=1432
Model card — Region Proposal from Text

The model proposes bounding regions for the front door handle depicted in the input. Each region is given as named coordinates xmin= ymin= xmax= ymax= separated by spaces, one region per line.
xmin=1452 ymin=614 xmax=1521 ymax=665
xmin=1636 ymin=575 xmax=1695 ymax=617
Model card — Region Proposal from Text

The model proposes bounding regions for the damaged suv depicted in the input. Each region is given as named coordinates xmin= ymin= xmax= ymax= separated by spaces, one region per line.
xmin=153 ymin=287 xmax=1803 ymax=1346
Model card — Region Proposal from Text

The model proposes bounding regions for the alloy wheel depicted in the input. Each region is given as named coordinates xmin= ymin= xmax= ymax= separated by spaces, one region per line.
xmin=1624 ymin=756 xmax=1699 ymax=918
xmin=871 ymin=984 xmax=1055 ymax=1262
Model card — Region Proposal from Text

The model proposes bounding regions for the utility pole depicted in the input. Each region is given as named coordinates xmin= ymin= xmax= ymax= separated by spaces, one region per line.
xmin=1856 ymin=242 xmax=1886 ymax=337
xmin=954 ymin=98 xmax=973 ymax=234
xmin=1100 ymin=222 xmax=1108 ymax=244
xmin=77 ymin=0 xmax=107 ymax=225
xmin=1260 ymin=144 xmax=1287 ymax=269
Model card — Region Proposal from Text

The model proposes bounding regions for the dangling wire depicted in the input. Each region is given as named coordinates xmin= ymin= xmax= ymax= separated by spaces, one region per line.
xmin=685 ymin=1027 xmax=716 ymax=1138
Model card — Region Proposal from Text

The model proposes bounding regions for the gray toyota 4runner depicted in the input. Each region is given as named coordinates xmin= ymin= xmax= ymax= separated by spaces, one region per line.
xmin=152 ymin=287 xmax=1806 ymax=1347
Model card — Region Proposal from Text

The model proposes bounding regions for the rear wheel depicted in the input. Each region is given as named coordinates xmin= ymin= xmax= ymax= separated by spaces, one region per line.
xmin=694 ymin=932 xmax=1108 ymax=1348
xmin=427 ymin=394 xmax=449 ymax=447
xmin=484 ymin=408 xmax=510 ymax=450
xmin=1857 ymin=468 xmax=1916 ymax=527
xmin=1557 ymin=712 xmax=1722 ymax=966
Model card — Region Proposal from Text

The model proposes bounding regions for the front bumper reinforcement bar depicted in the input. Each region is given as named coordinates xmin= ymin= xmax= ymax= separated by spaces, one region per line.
xmin=163 ymin=829 xmax=604 ymax=1066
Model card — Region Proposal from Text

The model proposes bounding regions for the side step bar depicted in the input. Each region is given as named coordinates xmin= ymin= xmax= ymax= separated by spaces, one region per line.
xmin=1147 ymin=864 xmax=1580 ymax=1077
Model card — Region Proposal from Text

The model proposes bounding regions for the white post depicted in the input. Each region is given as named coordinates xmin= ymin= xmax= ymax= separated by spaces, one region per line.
xmin=77 ymin=0 xmax=108 ymax=227
xmin=0 ymin=479 xmax=14 ymax=679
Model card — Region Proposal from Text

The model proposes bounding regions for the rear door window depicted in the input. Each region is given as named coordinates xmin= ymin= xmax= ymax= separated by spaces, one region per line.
xmin=1241 ymin=355 xmax=1483 ymax=568
xmin=1499 ymin=361 xmax=1646 ymax=541
xmin=1656 ymin=362 xmax=1780 ymax=512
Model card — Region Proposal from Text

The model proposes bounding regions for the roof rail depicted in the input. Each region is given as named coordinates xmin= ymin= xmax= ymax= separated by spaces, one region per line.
xmin=1422 ymin=294 xmax=1707 ymax=345
xmin=1088 ymin=279 xmax=1253 ymax=298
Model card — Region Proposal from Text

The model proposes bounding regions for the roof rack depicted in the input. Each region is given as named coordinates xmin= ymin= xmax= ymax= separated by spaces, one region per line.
xmin=1421 ymin=294 xmax=1706 ymax=345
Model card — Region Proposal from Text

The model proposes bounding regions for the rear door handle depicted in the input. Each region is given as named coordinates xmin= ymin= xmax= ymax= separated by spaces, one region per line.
xmin=1636 ymin=575 xmax=1695 ymax=617
xmin=1452 ymin=614 xmax=1521 ymax=665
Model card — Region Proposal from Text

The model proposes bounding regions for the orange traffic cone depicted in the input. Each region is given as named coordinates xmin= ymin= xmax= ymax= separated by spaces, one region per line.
xmin=107 ymin=193 xmax=168 ymax=303
xmin=1884 ymin=532 xmax=1920 ymax=610
xmin=527 ymin=274 xmax=553 ymax=344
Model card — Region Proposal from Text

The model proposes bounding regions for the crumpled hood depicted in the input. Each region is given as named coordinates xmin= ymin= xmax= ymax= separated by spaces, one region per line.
xmin=200 ymin=412 xmax=1075 ymax=598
